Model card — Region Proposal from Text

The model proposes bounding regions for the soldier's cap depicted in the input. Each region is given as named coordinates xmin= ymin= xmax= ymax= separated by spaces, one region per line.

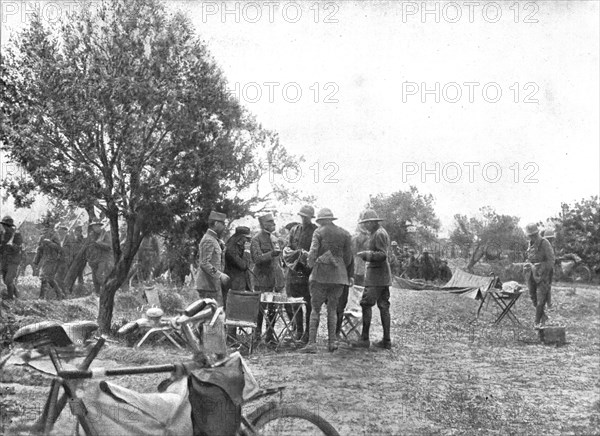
xmin=234 ymin=226 xmax=251 ymax=238
xmin=298 ymin=205 xmax=315 ymax=218
xmin=358 ymin=209 xmax=382 ymax=224
xmin=208 ymin=210 xmax=227 ymax=222
xmin=525 ymin=222 xmax=539 ymax=236
xmin=0 ymin=216 xmax=15 ymax=227
xmin=315 ymin=208 xmax=337 ymax=222
xmin=391 ymin=241 xmax=398 ymax=246
xmin=258 ymin=213 xmax=275 ymax=223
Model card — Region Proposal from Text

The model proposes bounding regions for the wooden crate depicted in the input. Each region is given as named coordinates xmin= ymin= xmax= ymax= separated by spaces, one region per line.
xmin=538 ymin=326 xmax=566 ymax=346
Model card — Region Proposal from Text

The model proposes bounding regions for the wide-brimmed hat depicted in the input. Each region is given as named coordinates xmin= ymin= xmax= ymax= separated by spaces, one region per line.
xmin=298 ymin=205 xmax=315 ymax=218
xmin=88 ymin=220 xmax=103 ymax=227
xmin=0 ymin=216 xmax=15 ymax=227
xmin=525 ymin=223 xmax=539 ymax=236
xmin=315 ymin=208 xmax=337 ymax=222
xmin=208 ymin=210 xmax=226 ymax=222
xmin=359 ymin=209 xmax=382 ymax=224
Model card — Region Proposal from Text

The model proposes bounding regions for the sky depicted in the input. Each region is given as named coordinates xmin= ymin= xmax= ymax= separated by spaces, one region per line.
xmin=1 ymin=1 xmax=599 ymax=235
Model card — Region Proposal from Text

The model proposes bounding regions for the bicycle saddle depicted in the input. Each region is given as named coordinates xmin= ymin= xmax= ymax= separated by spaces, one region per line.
xmin=13 ymin=321 xmax=99 ymax=348
xmin=13 ymin=321 xmax=73 ymax=348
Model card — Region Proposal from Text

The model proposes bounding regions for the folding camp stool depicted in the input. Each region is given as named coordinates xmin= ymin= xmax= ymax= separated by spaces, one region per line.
xmin=487 ymin=289 xmax=524 ymax=326
xmin=340 ymin=285 xmax=364 ymax=341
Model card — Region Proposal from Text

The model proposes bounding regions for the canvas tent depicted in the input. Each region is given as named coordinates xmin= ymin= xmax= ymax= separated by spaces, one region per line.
xmin=392 ymin=276 xmax=441 ymax=291
xmin=441 ymin=268 xmax=499 ymax=300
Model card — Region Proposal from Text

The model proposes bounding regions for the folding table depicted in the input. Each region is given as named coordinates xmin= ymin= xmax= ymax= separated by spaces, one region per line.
xmin=259 ymin=296 xmax=305 ymax=349
xmin=478 ymin=289 xmax=524 ymax=326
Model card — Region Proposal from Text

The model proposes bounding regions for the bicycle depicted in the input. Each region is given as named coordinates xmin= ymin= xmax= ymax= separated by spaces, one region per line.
xmin=10 ymin=298 xmax=340 ymax=436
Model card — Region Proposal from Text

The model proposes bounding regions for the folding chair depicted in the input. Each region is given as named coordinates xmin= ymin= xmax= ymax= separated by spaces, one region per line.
xmin=224 ymin=291 xmax=261 ymax=354
xmin=340 ymin=285 xmax=364 ymax=341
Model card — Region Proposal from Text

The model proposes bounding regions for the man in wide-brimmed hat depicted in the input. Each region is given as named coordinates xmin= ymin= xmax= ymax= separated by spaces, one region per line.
xmin=283 ymin=205 xmax=317 ymax=343
xmin=353 ymin=209 xmax=393 ymax=349
xmin=300 ymin=208 xmax=353 ymax=353
xmin=0 ymin=215 xmax=23 ymax=300
xmin=196 ymin=211 xmax=229 ymax=306
xmin=523 ymin=222 xmax=555 ymax=328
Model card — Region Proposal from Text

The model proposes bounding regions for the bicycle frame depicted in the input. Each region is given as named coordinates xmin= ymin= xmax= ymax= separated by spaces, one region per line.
xmin=37 ymin=339 xmax=280 ymax=436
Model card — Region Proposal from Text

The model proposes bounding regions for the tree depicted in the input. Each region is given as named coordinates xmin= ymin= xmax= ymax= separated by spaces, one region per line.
xmin=449 ymin=207 xmax=527 ymax=272
xmin=549 ymin=196 xmax=600 ymax=273
xmin=369 ymin=186 xmax=441 ymax=248
xmin=1 ymin=0 xmax=305 ymax=332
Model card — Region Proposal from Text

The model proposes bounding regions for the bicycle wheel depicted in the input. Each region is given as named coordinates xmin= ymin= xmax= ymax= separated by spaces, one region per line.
xmin=252 ymin=405 xmax=340 ymax=436
xmin=572 ymin=265 xmax=591 ymax=283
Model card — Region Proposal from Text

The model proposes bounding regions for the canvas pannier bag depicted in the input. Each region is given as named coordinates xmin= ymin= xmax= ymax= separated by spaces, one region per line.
xmin=187 ymin=359 xmax=245 ymax=436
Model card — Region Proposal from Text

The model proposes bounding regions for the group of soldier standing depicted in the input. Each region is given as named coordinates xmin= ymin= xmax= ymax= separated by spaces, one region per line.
xmin=0 ymin=217 xmax=114 ymax=300
xmin=195 ymin=205 xmax=395 ymax=353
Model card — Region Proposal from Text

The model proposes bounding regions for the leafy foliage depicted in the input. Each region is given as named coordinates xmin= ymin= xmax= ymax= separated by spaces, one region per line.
xmin=550 ymin=196 xmax=600 ymax=273
xmin=369 ymin=186 xmax=441 ymax=247
xmin=449 ymin=207 xmax=527 ymax=270
xmin=0 ymin=0 xmax=306 ymax=330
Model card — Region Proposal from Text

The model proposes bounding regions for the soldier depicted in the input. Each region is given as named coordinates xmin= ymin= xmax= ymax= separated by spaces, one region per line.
xmin=439 ymin=259 xmax=453 ymax=283
xmin=87 ymin=221 xmax=113 ymax=295
xmin=389 ymin=241 xmax=401 ymax=276
xmin=0 ymin=216 xmax=23 ymax=300
xmin=70 ymin=226 xmax=86 ymax=286
xmin=224 ymin=226 xmax=253 ymax=300
xmin=138 ymin=235 xmax=160 ymax=281
xmin=282 ymin=205 xmax=317 ymax=342
xmin=301 ymin=208 xmax=353 ymax=353
xmin=251 ymin=213 xmax=283 ymax=345
xmin=420 ymin=250 xmax=435 ymax=281
xmin=353 ymin=209 xmax=393 ymax=349
xmin=523 ymin=223 xmax=555 ymax=328
xmin=196 ymin=211 xmax=229 ymax=306
xmin=34 ymin=226 xmax=65 ymax=299
xmin=54 ymin=225 xmax=69 ymax=290
xmin=404 ymin=249 xmax=420 ymax=279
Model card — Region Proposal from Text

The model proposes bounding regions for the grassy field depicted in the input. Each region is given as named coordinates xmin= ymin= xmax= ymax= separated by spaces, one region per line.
xmin=1 ymin=279 xmax=599 ymax=435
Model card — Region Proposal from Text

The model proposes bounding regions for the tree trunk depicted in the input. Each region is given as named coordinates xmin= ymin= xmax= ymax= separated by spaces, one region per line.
xmin=96 ymin=216 xmax=145 ymax=333
xmin=467 ymin=243 xmax=486 ymax=273
xmin=63 ymin=244 xmax=89 ymax=293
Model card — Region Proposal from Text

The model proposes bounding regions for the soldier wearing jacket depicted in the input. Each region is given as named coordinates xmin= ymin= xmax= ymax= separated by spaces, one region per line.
xmin=300 ymin=208 xmax=353 ymax=353
xmin=54 ymin=225 xmax=70 ymax=291
xmin=34 ymin=227 xmax=65 ymax=299
xmin=251 ymin=213 xmax=282 ymax=345
xmin=354 ymin=209 xmax=393 ymax=349
xmin=196 ymin=211 xmax=229 ymax=306
xmin=0 ymin=216 xmax=23 ymax=300
xmin=283 ymin=205 xmax=317 ymax=342
xmin=224 ymin=226 xmax=253 ymax=297
xmin=87 ymin=222 xmax=113 ymax=295
xmin=523 ymin=223 xmax=555 ymax=328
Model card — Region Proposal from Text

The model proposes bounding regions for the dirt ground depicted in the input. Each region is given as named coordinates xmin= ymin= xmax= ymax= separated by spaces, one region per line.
xmin=1 ymin=277 xmax=599 ymax=435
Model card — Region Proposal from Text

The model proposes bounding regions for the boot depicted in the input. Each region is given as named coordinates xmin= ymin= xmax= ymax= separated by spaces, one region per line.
xmin=39 ymin=280 xmax=48 ymax=299
xmin=300 ymin=310 xmax=320 ymax=353
xmin=381 ymin=306 xmax=391 ymax=343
